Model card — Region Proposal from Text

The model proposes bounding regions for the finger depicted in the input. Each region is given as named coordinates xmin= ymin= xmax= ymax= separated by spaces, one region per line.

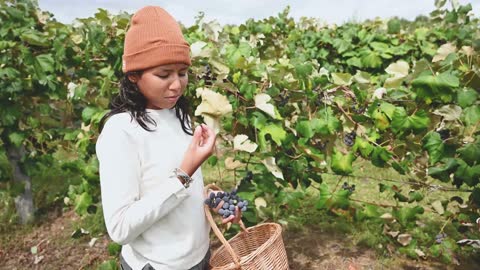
xmin=233 ymin=206 xmax=241 ymax=223
xmin=214 ymin=200 xmax=224 ymax=212
xmin=222 ymin=215 xmax=235 ymax=224
xmin=202 ymin=126 xmax=216 ymax=147
xmin=193 ymin=125 xmax=202 ymax=142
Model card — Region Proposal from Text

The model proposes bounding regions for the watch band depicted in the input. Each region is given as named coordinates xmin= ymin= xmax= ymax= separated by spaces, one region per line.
xmin=173 ymin=168 xmax=194 ymax=188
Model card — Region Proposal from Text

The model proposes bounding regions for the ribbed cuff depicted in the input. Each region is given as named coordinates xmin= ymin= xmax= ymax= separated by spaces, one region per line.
xmin=122 ymin=44 xmax=191 ymax=72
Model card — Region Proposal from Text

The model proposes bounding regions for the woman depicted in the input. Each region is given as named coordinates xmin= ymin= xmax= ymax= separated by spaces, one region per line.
xmin=96 ymin=6 xmax=240 ymax=270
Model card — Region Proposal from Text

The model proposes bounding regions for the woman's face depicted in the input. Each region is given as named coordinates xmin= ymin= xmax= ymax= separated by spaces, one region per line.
xmin=129 ymin=63 xmax=189 ymax=110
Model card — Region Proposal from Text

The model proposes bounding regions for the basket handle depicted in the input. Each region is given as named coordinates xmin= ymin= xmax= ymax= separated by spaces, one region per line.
xmin=204 ymin=184 xmax=247 ymax=268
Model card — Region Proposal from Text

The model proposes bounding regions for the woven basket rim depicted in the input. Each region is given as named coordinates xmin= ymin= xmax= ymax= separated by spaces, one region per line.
xmin=210 ymin=222 xmax=283 ymax=267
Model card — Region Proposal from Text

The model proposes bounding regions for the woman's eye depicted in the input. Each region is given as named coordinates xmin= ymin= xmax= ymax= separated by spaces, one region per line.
xmin=179 ymin=73 xmax=187 ymax=77
xmin=156 ymin=74 xmax=169 ymax=79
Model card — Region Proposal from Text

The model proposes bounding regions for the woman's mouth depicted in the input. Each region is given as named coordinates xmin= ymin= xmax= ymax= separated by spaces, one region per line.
xmin=166 ymin=96 xmax=180 ymax=102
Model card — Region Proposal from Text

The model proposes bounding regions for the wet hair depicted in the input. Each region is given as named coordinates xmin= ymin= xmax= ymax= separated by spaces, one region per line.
xmin=98 ymin=71 xmax=193 ymax=135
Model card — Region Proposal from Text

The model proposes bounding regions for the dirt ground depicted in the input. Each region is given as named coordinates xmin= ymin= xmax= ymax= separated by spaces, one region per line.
xmin=0 ymin=210 xmax=478 ymax=270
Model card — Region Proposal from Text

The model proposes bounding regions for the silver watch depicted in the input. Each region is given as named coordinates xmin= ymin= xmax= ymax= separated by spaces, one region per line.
xmin=173 ymin=168 xmax=194 ymax=188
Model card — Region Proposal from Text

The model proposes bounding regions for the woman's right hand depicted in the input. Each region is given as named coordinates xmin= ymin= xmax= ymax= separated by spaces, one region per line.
xmin=179 ymin=124 xmax=216 ymax=176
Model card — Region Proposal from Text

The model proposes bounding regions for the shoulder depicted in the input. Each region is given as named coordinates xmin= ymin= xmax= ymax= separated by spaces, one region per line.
xmin=102 ymin=112 xmax=139 ymax=132
xmin=96 ymin=112 xmax=141 ymax=146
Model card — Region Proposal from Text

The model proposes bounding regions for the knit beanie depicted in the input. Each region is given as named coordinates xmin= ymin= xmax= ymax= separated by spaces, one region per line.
xmin=122 ymin=6 xmax=191 ymax=73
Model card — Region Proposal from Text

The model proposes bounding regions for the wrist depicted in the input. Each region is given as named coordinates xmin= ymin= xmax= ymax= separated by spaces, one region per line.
xmin=173 ymin=167 xmax=194 ymax=188
xmin=180 ymin=158 xmax=198 ymax=177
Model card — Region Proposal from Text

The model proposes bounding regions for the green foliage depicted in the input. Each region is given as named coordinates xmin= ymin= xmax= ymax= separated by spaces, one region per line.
xmin=0 ymin=0 xmax=479 ymax=264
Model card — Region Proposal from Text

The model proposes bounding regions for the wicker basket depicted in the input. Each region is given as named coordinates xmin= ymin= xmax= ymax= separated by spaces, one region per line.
xmin=204 ymin=184 xmax=289 ymax=270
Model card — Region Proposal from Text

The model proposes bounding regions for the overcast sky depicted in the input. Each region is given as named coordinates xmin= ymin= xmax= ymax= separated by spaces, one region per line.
xmin=38 ymin=0 xmax=479 ymax=26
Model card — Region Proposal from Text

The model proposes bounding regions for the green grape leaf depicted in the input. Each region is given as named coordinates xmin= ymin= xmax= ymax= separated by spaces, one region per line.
xmin=82 ymin=107 xmax=99 ymax=123
xmin=423 ymin=132 xmax=445 ymax=165
xmin=8 ymin=132 xmax=25 ymax=147
xmin=372 ymin=109 xmax=390 ymax=131
xmin=20 ymin=29 xmax=49 ymax=47
xmin=331 ymin=73 xmax=352 ymax=86
xmin=470 ymin=187 xmax=480 ymax=207
xmin=371 ymin=146 xmax=392 ymax=167
xmin=331 ymin=151 xmax=354 ymax=175
xmin=462 ymin=106 xmax=480 ymax=126
xmin=428 ymin=158 xmax=459 ymax=182
xmin=393 ymin=206 xmax=424 ymax=227
xmin=353 ymin=137 xmax=374 ymax=158
xmin=453 ymin=160 xmax=480 ymax=187
xmin=295 ymin=120 xmax=314 ymax=139
xmin=315 ymin=183 xmax=350 ymax=209
xmin=74 ymin=192 xmax=93 ymax=216
xmin=259 ymin=123 xmax=287 ymax=147
xmin=457 ymin=88 xmax=478 ymax=108
xmin=457 ymin=140 xmax=480 ymax=166
xmin=391 ymin=108 xmax=430 ymax=136
xmin=362 ymin=52 xmax=382 ymax=68
xmin=408 ymin=191 xmax=424 ymax=202
xmin=394 ymin=192 xmax=409 ymax=202
xmin=387 ymin=19 xmax=401 ymax=34
xmin=411 ymin=72 xmax=459 ymax=103
xmin=314 ymin=108 xmax=341 ymax=135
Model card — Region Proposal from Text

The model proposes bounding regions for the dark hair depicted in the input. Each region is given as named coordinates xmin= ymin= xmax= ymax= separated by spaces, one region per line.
xmin=99 ymin=71 xmax=193 ymax=135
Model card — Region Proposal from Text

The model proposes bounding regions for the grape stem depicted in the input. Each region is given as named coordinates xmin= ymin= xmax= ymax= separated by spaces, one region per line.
xmin=335 ymin=101 xmax=358 ymax=126
xmin=321 ymin=172 xmax=472 ymax=192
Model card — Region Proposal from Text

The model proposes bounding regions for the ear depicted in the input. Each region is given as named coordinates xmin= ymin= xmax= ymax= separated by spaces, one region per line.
xmin=127 ymin=74 xmax=140 ymax=83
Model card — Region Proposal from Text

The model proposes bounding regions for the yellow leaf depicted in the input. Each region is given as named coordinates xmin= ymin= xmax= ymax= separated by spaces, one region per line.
xmin=233 ymin=134 xmax=258 ymax=153
xmin=255 ymin=93 xmax=280 ymax=119
xmin=194 ymin=88 xmax=232 ymax=133
xmin=432 ymin=43 xmax=457 ymax=62
xmin=224 ymin=157 xmax=244 ymax=170
xmin=262 ymin=157 xmax=284 ymax=179
xmin=190 ymin=41 xmax=212 ymax=58
xmin=254 ymin=197 xmax=267 ymax=211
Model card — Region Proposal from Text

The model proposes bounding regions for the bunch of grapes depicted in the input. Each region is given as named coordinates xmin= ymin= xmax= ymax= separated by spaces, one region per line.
xmin=202 ymin=64 xmax=213 ymax=87
xmin=279 ymin=94 xmax=290 ymax=107
xmin=342 ymin=182 xmax=356 ymax=193
xmin=435 ymin=233 xmax=447 ymax=243
xmin=243 ymin=171 xmax=253 ymax=183
xmin=437 ymin=129 xmax=450 ymax=141
xmin=343 ymin=131 xmax=356 ymax=147
xmin=204 ymin=188 xmax=248 ymax=218
xmin=350 ymin=103 xmax=365 ymax=114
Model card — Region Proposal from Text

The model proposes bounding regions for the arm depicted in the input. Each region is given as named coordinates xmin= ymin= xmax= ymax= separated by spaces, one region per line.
xmin=96 ymin=123 xmax=188 ymax=245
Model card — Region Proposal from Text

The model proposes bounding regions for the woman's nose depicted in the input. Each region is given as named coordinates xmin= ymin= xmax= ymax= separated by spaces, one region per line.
xmin=169 ymin=76 xmax=181 ymax=90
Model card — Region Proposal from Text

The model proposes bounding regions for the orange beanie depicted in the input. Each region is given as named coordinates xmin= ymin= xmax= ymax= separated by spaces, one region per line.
xmin=122 ymin=6 xmax=191 ymax=73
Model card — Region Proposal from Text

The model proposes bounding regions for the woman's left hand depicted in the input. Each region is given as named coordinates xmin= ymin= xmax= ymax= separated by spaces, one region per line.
xmin=216 ymin=203 xmax=242 ymax=224
xmin=208 ymin=190 xmax=242 ymax=224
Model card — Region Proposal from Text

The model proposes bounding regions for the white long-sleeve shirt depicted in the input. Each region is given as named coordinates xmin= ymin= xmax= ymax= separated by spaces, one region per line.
xmin=95 ymin=108 xmax=210 ymax=270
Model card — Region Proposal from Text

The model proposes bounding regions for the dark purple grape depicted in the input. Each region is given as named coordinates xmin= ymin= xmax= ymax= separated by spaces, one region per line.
xmin=209 ymin=193 xmax=215 ymax=199
xmin=218 ymin=209 xmax=225 ymax=215
xmin=229 ymin=205 xmax=235 ymax=211
xmin=222 ymin=203 xmax=229 ymax=209
xmin=204 ymin=198 xmax=211 ymax=205
xmin=437 ymin=129 xmax=450 ymax=140
xmin=238 ymin=202 xmax=244 ymax=208
xmin=241 ymin=206 xmax=247 ymax=212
